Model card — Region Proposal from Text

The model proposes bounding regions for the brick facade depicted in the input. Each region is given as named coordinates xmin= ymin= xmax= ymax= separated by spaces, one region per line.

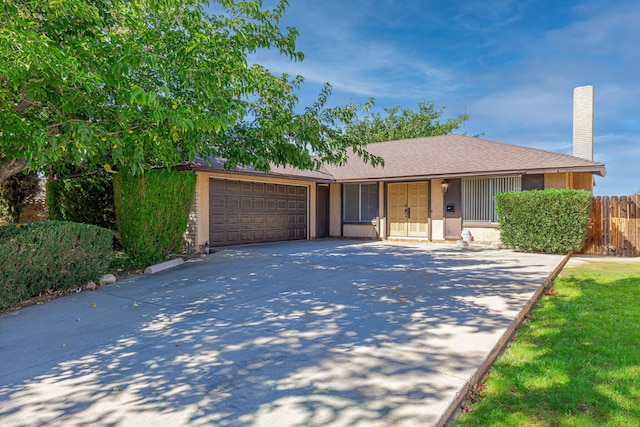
xmin=573 ymin=85 xmax=594 ymax=161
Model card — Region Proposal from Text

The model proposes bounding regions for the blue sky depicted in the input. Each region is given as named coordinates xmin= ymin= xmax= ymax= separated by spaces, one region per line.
xmin=249 ymin=0 xmax=639 ymax=195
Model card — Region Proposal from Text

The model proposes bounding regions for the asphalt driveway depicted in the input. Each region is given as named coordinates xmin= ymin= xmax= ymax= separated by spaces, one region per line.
xmin=0 ymin=240 xmax=565 ymax=426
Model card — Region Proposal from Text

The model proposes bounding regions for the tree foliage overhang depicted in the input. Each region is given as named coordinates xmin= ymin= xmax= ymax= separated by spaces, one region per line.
xmin=0 ymin=0 xmax=383 ymax=181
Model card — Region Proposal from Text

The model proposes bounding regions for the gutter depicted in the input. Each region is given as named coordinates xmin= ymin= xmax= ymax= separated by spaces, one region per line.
xmin=187 ymin=164 xmax=335 ymax=183
xmin=333 ymin=165 xmax=606 ymax=183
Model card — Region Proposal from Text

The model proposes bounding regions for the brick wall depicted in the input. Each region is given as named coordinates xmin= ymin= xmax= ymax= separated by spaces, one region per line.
xmin=573 ymin=85 xmax=594 ymax=161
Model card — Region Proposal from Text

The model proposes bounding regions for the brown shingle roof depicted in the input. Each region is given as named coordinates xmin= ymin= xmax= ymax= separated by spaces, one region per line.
xmin=189 ymin=135 xmax=605 ymax=182
xmin=323 ymin=134 xmax=606 ymax=181
xmin=188 ymin=156 xmax=334 ymax=182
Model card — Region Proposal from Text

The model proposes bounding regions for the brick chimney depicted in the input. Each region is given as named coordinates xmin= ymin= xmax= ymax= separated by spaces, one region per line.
xmin=573 ymin=85 xmax=594 ymax=160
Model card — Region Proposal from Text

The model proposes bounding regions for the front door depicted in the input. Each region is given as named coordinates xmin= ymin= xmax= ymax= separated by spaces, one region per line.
xmin=388 ymin=183 xmax=429 ymax=237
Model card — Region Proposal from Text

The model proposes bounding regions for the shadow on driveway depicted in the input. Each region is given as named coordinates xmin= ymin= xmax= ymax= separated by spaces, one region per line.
xmin=0 ymin=240 xmax=564 ymax=426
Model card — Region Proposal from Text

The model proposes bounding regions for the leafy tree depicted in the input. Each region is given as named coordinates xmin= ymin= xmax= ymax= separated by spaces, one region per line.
xmin=0 ymin=0 xmax=381 ymax=183
xmin=46 ymin=173 xmax=116 ymax=230
xmin=343 ymin=100 xmax=469 ymax=144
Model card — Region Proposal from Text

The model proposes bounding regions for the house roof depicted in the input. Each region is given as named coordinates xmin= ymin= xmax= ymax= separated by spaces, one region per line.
xmin=188 ymin=156 xmax=335 ymax=182
xmin=189 ymin=134 xmax=606 ymax=182
xmin=323 ymin=134 xmax=606 ymax=182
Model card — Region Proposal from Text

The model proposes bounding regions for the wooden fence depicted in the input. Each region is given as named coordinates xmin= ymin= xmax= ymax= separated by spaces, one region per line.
xmin=580 ymin=195 xmax=640 ymax=257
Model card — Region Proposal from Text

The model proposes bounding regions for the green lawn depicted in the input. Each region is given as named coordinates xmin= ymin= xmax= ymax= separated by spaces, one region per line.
xmin=453 ymin=259 xmax=640 ymax=427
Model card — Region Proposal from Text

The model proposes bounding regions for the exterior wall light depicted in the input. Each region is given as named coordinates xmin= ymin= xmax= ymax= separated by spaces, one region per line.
xmin=441 ymin=180 xmax=449 ymax=194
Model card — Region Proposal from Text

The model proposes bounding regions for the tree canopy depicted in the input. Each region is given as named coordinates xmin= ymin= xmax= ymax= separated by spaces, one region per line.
xmin=342 ymin=100 xmax=469 ymax=144
xmin=0 ymin=0 xmax=382 ymax=182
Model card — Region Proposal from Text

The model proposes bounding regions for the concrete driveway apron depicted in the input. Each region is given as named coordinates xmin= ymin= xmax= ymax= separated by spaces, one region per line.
xmin=0 ymin=240 xmax=565 ymax=426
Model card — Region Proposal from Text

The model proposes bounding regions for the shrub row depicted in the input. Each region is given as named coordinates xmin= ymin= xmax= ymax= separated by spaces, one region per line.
xmin=114 ymin=169 xmax=196 ymax=268
xmin=495 ymin=188 xmax=592 ymax=254
xmin=46 ymin=174 xmax=116 ymax=230
xmin=0 ymin=221 xmax=114 ymax=312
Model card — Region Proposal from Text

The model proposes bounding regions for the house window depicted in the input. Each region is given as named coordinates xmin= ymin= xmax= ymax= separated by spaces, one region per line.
xmin=344 ymin=183 xmax=378 ymax=223
xmin=462 ymin=176 xmax=521 ymax=223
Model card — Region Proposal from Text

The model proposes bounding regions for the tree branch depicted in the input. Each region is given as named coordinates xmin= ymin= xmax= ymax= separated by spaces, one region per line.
xmin=0 ymin=158 xmax=27 ymax=183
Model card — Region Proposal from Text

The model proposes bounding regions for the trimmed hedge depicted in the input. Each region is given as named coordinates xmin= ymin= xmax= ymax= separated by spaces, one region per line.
xmin=46 ymin=174 xmax=116 ymax=230
xmin=0 ymin=221 xmax=114 ymax=311
xmin=495 ymin=188 xmax=592 ymax=253
xmin=114 ymin=169 xmax=196 ymax=268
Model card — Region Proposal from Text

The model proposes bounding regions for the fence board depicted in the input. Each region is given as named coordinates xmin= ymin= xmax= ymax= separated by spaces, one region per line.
xmin=580 ymin=195 xmax=640 ymax=257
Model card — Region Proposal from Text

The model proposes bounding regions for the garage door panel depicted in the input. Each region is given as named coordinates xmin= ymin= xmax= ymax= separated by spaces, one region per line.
xmin=252 ymin=213 xmax=265 ymax=225
xmin=210 ymin=178 xmax=307 ymax=246
xmin=211 ymin=214 xmax=226 ymax=225
xmin=211 ymin=197 xmax=226 ymax=209
xmin=241 ymin=197 xmax=254 ymax=209
xmin=210 ymin=179 xmax=226 ymax=191
xmin=225 ymin=197 xmax=240 ymax=209
xmin=226 ymin=180 xmax=240 ymax=192
xmin=253 ymin=198 xmax=265 ymax=209
xmin=265 ymin=214 xmax=278 ymax=226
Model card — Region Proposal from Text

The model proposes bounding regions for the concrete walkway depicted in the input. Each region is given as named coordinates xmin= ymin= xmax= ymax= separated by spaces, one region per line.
xmin=0 ymin=240 xmax=565 ymax=426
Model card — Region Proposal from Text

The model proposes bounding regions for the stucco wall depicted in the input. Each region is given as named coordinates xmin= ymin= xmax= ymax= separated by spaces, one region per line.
xmin=431 ymin=179 xmax=445 ymax=240
xmin=309 ymin=184 xmax=317 ymax=240
xmin=329 ymin=183 xmax=342 ymax=236
xmin=544 ymin=173 xmax=567 ymax=189
xmin=570 ymin=172 xmax=594 ymax=191
xmin=431 ymin=179 xmax=444 ymax=221
xmin=463 ymin=226 xmax=501 ymax=243
xmin=544 ymin=172 xmax=593 ymax=191
xmin=343 ymin=224 xmax=379 ymax=238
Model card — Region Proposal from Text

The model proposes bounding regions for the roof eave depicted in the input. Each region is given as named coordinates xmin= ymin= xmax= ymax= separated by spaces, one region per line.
xmin=334 ymin=165 xmax=606 ymax=183
xmin=188 ymin=164 xmax=334 ymax=183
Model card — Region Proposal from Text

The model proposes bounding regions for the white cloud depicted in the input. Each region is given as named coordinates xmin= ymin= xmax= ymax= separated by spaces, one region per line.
xmin=238 ymin=0 xmax=640 ymax=194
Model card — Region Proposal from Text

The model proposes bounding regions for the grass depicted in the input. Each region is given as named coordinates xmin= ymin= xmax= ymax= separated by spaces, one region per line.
xmin=453 ymin=259 xmax=640 ymax=427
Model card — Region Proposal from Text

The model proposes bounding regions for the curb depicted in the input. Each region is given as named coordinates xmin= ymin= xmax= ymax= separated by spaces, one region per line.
xmin=144 ymin=258 xmax=185 ymax=274
xmin=439 ymin=251 xmax=574 ymax=426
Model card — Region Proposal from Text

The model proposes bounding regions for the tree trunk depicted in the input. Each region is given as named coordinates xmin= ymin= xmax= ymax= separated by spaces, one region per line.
xmin=0 ymin=158 xmax=27 ymax=183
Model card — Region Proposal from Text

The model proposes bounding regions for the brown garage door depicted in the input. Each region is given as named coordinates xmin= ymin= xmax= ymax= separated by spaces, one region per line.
xmin=209 ymin=178 xmax=308 ymax=246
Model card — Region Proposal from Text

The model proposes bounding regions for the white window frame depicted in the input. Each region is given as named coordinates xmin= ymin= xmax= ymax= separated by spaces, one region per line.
xmin=343 ymin=183 xmax=378 ymax=223
xmin=462 ymin=176 xmax=521 ymax=224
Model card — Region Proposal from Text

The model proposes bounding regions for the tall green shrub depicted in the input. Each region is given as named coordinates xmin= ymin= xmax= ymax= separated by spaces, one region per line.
xmin=495 ymin=189 xmax=592 ymax=253
xmin=0 ymin=172 xmax=40 ymax=224
xmin=114 ymin=169 xmax=196 ymax=268
xmin=0 ymin=221 xmax=114 ymax=311
xmin=46 ymin=174 xmax=116 ymax=230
